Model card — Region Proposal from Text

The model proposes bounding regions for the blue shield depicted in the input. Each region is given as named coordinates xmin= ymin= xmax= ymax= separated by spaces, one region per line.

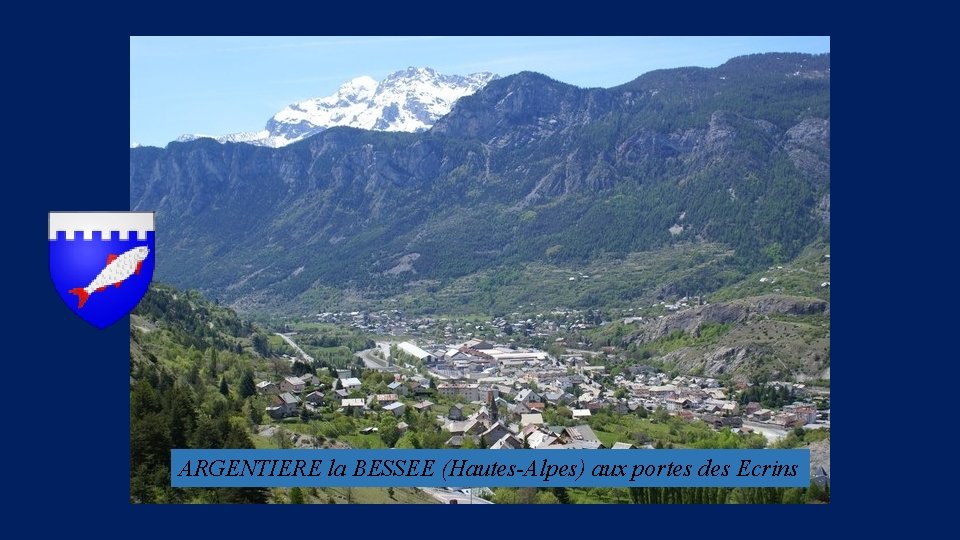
xmin=49 ymin=212 xmax=155 ymax=328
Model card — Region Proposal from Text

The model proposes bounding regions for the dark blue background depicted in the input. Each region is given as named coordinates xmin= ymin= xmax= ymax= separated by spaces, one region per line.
xmin=5 ymin=2 xmax=942 ymax=537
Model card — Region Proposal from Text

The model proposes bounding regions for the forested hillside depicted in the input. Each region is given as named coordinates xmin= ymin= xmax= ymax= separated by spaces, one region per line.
xmin=130 ymin=285 xmax=276 ymax=503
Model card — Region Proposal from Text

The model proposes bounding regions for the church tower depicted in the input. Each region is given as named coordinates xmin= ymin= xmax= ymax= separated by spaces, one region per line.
xmin=487 ymin=389 xmax=498 ymax=423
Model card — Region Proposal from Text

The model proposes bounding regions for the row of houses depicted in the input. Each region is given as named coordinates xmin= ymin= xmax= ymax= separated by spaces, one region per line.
xmin=431 ymin=390 xmax=645 ymax=451
xmin=258 ymin=335 xmax=827 ymax=446
xmin=256 ymin=373 xmax=324 ymax=395
xmin=419 ymin=338 xmax=830 ymax=436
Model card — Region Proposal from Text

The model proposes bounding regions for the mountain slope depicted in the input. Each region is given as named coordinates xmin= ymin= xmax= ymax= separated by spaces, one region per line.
xmin=130 ymin=53 xmax=830 ymax=315
xmin=130 ymin=284 xmax=276 ymax=503
xmin=177 ymin=68 xmax=497 ymax=147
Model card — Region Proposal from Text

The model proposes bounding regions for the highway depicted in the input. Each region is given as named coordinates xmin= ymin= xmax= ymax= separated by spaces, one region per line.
xmin=275 ymin=333 xmax=314 ymax=364
xmin=355 ymin=341 xmax=396 ymax=371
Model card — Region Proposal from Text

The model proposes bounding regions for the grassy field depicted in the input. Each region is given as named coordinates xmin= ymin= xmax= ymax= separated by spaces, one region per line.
xmin=586 ymin=411 xmax=766 ymax=449
xmin=340 ymin=433 xmax=388 ymax=449
xmin=406 ymin=243 xmax=737 ymax=314
xmin=251 ymin=419 xmax=392 ymax=450
xmin=267 ymin=334 xmax=289 ymax=351
xmin=710 ymin=242 xmax=830 ymax=303
xmin=251 ymin=435 xmax=280 ymax=449
xmin=593 ymin=430 xmax=621 ymax=448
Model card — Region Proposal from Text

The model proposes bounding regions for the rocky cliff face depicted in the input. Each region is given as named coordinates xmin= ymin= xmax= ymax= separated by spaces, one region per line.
xmin=628 ymin=294 xmax=830 ymax=382
xmin=131 ymin=53 xmax=830 ymax=313
xmin=633 ymin=294 xmax=829 ymax=344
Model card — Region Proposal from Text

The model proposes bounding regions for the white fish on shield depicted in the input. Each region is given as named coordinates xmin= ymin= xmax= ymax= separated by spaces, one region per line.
xmin=68 ymin=246 xmax=151 ymax=308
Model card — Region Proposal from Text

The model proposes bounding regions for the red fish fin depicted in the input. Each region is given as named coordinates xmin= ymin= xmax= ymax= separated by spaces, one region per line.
xmin=114 ymin=282 xmax=122 ymax=288
xmin=97 ymin=286 xmax=106 ymax=292
xmin=68 ymin=288 xmax=89 ymax=309
xmin=135 ymin=261 xmax=143 ymax=275
xmin=106 ymin=254 xmax=118 ymax=264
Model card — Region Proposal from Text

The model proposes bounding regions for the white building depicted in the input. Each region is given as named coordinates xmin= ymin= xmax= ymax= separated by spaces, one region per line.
xmin=340 ymin=377 xmax=362 ymax=391
xmin=398 ymin=342 xmax=435 ymax=363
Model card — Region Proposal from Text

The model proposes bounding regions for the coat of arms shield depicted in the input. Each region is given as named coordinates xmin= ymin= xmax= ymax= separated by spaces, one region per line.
xmin=49 ymin=212 xmax=155 ymax=328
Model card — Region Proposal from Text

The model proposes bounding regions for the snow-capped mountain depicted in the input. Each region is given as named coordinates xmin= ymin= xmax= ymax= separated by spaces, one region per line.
xmin=176 ymin=67 xmax=497 ymax=148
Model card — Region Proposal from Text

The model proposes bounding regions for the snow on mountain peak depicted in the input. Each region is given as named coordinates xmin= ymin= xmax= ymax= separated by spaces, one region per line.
xmin=171 ymin=68 xmax=498 ymax=148
xmin=340 ymin=75 xmax=378 ymax=96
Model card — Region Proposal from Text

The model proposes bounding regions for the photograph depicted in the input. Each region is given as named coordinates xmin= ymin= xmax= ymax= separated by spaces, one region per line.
xmin=129 ymin=36 xmax=831 ymax=504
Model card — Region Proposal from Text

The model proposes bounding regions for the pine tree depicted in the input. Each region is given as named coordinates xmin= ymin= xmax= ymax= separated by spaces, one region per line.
xmin=186 ymin=364 xmax=201 ymax=389
xmin=239 ymin=371 xmax=256 ymax=398
xmin=164 ymin=386 xmax=196 ymax=449
xmin=289 ymin=487 xmax=305 ymax=504
xmin=207 ymin=349 xmax=218 ymax=380
xmin=219 ymin=376 xmax=229 ymax=396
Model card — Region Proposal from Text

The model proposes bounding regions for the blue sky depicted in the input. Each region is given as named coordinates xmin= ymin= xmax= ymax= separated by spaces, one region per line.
xmin=130 ymin=36 xmax=830 ymax=147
